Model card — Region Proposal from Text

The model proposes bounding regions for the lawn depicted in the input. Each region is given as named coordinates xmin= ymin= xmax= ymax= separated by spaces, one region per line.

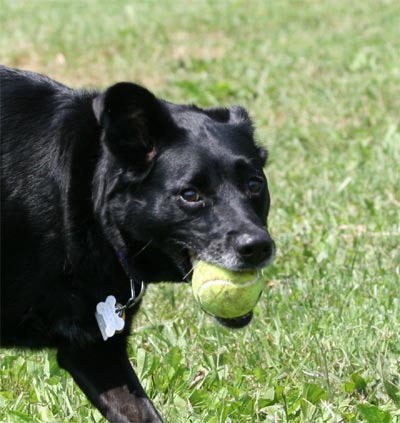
xmin=0 ymin=0 xmax=399 ymax=422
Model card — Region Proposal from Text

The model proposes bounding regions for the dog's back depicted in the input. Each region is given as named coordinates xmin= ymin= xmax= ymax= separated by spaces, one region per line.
xmin=1 ymin=67 xmax=100 ymax=347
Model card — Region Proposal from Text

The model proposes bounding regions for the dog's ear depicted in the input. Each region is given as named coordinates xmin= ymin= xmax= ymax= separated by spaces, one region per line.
xmin=204 ymin=105 xmax=253 ymax=127
xmin=230 ymin=107 xmax=269 ymax=167
xmin=203 ymin=106 xmax=251 ymax=125
xmin=228 ymin=105 xmax=254 ymax=127
xmin=204 ymin=106 xmax=267 ymax=166
xmin=228 ymin=106 xmax=268 ymax=166
xmin=257 ymin=146 xmax=268 ymax=166
xmin=202 ymin=107 xmax=231 ymax=123
xmin=93 ymin=83 xmax=179 ymax=169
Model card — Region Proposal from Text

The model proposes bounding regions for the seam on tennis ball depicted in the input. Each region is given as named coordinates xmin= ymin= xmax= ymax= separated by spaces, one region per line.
xmin=196 ymin=278 xmax=262 ymax=297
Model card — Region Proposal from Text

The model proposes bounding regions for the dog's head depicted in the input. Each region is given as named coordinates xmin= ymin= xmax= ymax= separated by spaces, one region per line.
xmin=93 ymin=82 xmax=275 ymax=299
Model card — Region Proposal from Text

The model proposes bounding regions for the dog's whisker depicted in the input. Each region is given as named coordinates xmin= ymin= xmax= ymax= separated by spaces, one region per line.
xmin=182 ymin=265 xmax=195 ymax=281
xmin=132 ymin=239 xmax=153 ymax=259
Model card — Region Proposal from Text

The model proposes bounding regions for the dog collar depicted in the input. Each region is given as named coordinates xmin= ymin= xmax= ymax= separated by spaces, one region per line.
xmin=95 ymin=251 xmax=145 ymax=341
xmin=116 ymin=250 xmax=145 ymax=309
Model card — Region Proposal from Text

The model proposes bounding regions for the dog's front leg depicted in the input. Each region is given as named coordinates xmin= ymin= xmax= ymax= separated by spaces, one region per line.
xmin=57 ymin=339 xmax=163 ymax=423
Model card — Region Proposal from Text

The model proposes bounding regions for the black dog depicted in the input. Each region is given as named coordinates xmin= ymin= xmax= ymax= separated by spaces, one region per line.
xmin=0 ymin=65 xmax=275 ymax=422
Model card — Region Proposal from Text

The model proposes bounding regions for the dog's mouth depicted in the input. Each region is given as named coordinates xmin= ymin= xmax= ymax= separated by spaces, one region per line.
xmin=181 ymin=250 xmax=255 ymax=329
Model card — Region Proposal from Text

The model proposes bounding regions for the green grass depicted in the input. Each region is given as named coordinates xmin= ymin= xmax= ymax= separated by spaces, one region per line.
xmin=1 ymin=0 xmax=399 ymax=422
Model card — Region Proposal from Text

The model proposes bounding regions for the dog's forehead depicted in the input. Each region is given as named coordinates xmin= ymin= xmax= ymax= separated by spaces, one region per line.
xmin=170 ymin=107 xmax=215 ymax=131
xmin=170 ymin=105 xmax=230 ymax=132
xmin=168 ymin=106 xmax=257 ymax=156
xmin=155 ymin=112 xmax=261 ymax=183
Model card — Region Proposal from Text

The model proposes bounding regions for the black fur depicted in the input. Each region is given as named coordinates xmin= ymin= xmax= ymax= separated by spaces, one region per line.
xmin=1 ymin=66 xmax=275 ymax=422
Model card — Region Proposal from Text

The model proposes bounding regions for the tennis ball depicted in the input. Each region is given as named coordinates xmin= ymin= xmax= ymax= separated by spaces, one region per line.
xmin=191 ymin=260 xmax=265 ymax=319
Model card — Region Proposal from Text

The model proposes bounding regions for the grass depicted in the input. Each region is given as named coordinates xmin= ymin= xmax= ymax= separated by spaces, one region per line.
xmin=1 ymin=0 xmax=399 ymax=422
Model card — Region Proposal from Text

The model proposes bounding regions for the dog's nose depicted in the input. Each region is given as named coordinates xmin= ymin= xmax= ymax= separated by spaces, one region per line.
xmin=236 ymin=232 xmax=275 ymax=267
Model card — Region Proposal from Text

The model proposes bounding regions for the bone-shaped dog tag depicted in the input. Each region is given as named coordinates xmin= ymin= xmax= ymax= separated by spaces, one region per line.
xmin=95 ymin=295 xmax=125 ymax=341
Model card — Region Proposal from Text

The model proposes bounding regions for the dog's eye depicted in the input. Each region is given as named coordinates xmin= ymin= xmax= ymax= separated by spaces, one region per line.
xmin=180 ymin=189 xmax=201 ymax=203
xmin=248 ymin=177 xmax=264 ymax=194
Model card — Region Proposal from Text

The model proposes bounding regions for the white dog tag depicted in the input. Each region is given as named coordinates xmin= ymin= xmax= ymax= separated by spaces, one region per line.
xmin=95 ymin=295 xmax=125 ymax=341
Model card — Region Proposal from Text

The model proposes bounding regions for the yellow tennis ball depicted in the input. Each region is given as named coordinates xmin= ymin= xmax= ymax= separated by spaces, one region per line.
xmin=191 ymin=260 xmax=265 ymax=319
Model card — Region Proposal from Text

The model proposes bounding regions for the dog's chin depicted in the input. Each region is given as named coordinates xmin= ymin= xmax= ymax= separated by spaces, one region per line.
xmin=214 ymin=312 xmax=253 ymax=329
